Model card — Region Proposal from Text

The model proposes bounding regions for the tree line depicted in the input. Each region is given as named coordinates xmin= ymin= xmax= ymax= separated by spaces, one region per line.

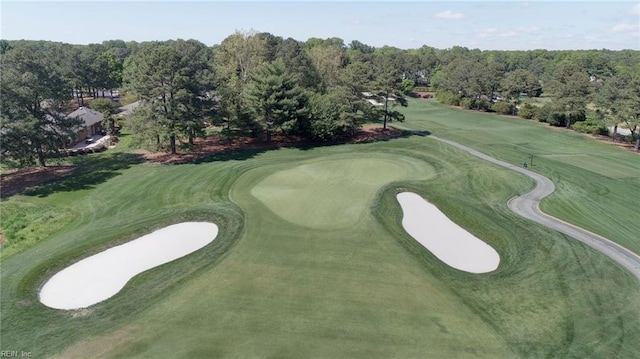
xmin=432 ymin=47 xmax=640 ymax=149
xmin=2 ymin=34 xmax=639 ymax=167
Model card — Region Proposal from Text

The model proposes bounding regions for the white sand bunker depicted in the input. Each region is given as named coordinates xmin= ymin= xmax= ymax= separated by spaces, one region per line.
xmin=397 ymin=192 xmax=499 ymax=273
xmin=39 ymin=222 xmax=218 ymax=310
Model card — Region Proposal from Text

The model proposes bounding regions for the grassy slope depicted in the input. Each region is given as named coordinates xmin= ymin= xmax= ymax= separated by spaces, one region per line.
xmin=0 ymin=111 xmax=640 ymax=358
xmin=398 ymin=99 xmax=640 ymax=255
xmin=1 ymin=119 xmax=639 ymax=357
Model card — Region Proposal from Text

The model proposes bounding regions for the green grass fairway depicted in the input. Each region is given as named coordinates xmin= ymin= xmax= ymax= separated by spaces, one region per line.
xmin=1 ymin=124 xmax=640 ymax=357
xmin=399 ymin=99 xmax=640 ymax=255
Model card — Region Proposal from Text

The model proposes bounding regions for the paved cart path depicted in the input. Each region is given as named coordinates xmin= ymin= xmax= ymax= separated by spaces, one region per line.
xmin=427 ymin=134 xmax=640 ymax=281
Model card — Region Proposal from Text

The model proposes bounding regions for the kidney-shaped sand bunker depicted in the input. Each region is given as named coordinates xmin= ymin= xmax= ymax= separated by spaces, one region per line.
xmin=397 ymin=192 xmax=500 ymax=273
xmin=39 ymin=222 xmax=218 ymax=310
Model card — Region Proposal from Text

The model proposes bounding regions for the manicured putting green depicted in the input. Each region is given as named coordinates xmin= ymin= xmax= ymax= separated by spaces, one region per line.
xmin=251 ymin=156 xmax=433 ymax=229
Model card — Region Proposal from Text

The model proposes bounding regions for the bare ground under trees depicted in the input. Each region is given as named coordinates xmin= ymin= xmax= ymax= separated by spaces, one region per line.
xmin=0 ymin=125 xmax=403 ymax=197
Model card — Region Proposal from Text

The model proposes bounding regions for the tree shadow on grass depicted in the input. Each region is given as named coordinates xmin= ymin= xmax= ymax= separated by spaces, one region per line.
xmin=190 ymin=139 xmax=376 ymax=164
xmin=23 ymin=152 xmax=145 ymax=198
xmin=407 ymin=130 xmax=432 ymax=137
xmin=192 ymin=147 xmax=272 ymax=164
xmin=168 ymin=128 xmax=430 ymax=164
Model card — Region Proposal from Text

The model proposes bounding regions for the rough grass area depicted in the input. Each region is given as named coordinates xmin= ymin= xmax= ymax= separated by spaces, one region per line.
xmin=0 ymin=201 xmax=74 ymax=258
xmin=399 ymin=99 xmax=640 ymax=255
xmin=1 ymin=108 xmax=639 ymax=358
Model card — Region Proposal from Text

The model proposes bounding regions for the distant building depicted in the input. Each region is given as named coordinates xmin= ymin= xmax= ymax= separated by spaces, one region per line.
xmin=115 ymin=101 xmax=141 ymax=119
xmin=67 ymin=107 xmax=104 ymax=142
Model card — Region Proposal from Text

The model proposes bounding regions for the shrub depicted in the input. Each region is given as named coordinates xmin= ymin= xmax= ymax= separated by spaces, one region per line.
xmin=518 ymin=104 xmax=538 ymax=119
xmin=401 ymin=79 xmax=415 ymax=95
xmin=460 ymin=97 xmax=475 ymax=109
xmin=435 ymin=91 xmax=461 ymax=106
xmin=535 ymin=103 xmax=565 ymax=125
xmin=491 ymin=101 xmax=515 ymax=115
xmin=535 ymin=103 xmax=586 ymax=127
xmin=460 ymin=97 xmax=490 ymax=111
xmin=573 ymin=119 xmax=609 ymax=135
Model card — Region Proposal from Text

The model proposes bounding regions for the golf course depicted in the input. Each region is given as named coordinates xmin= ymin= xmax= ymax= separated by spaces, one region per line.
xmin=1 ymin=99 xmax=639 ymax=358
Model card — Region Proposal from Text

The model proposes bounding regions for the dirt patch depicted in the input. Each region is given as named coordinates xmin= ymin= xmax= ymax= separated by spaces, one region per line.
xmin=143 ymin=125 xmax=403 ymax=165
xmin=414 ymin=91 xmax=435 ymax=99
xmin=1 ymin=166 xmax=76 ymax=198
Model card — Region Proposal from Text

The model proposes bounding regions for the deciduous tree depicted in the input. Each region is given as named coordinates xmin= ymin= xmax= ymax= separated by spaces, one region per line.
xmin=307 ymin=44 xmax=346 ymax=91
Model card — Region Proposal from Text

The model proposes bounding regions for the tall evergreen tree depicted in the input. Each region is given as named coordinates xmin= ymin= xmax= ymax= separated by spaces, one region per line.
xmin=500 ymin=69 xmax=541 ymax=114
xmin=547 ymin=63 xmax=593 ymax=128
xmin=596 ymin=72 xmax=640 ymax=149
xmin=123 ymin=40 xmax=215 ymax=154
xmin=0 ymin=46 xmax=82 ymax=167
xmin=370 ymin=54 xmax=408 ymax=129
xmin=245 ymin=60 xmax=308 ymax=142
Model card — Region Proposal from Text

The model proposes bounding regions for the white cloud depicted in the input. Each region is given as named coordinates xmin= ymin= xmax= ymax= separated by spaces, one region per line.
xmin=500 ymin=31 xmax=519 ymax=37
xmin=435 ymin=10 xmax=465 ymax=20
xmin=351 ymin=19 xmax=360 ymax=25
xmin=477 ymin=28 xmax=498 ymax=38
xmin=584 ymin=35 xmax=602 ymax=42
xmin=630 ymin=4 xmax=640 ymax=16
xmin=521 ymin=2 xmax=530 ymax=8
xmin=477 ymin=27 xmax=531 ymax=40
xmin=609 ymin=23 xmax=640 ymax=33
xmin=518 ymin=26 xmax=540 ymax=34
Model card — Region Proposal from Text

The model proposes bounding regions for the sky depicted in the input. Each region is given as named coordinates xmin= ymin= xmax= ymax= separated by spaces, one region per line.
xmin=1 ymin=1 xmax=639 ymax=51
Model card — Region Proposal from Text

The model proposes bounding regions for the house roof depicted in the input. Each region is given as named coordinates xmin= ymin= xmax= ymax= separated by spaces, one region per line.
xmin=116 ymin=101 xmax=140 ymax=117
xmin=67 ymin=107 xmax=104 ymax=127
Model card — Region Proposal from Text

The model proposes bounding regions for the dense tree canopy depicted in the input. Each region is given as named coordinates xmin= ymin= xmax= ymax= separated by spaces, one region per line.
xmin=1 ymin=46 xmax=82 ymax=166
xmin=123 ymin=39 xmax=215 ymax=153
xmin=596 ymin=72 xmax=640 ymax=149
xmin=2 ymin=34 xmax=640 ymax=168
xmin=546 ymin=63 xmax=593 ymax=128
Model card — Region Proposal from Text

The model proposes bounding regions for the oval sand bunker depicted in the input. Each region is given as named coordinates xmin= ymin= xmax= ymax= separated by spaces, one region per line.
xmin=397 ymin=192 xmax=499 ymax=273
xmin=39 ymin=222 xmax=218 ymax=310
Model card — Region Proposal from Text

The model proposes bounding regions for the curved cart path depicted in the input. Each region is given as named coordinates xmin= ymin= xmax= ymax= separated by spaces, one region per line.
xmin=430 ymin=135 xmax=640 ymax=281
